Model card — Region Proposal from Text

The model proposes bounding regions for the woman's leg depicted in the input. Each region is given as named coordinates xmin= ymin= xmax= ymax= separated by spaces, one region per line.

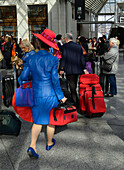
xmin=108 ymin=74 xmax=117 ymax=95
xmin=47 ymin=125 xmax=55 ymax=146
xmin=30 ymin=124 xmax=42 ymax=152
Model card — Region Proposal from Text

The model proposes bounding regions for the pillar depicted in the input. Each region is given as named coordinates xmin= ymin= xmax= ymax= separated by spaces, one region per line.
xmin=16 ymin=2 xmax=29 ymax=41
xmin=67 ymin=1 xmax=72 ymax=33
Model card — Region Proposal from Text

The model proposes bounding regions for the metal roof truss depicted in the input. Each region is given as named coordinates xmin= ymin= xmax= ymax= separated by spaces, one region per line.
xmin=85 ymin=0 xmax=108 ymax=14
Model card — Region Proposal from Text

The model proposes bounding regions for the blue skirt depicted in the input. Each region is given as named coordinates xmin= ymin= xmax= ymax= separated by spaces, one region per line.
xmin=31 ymin=96 xmax=59 ymax=125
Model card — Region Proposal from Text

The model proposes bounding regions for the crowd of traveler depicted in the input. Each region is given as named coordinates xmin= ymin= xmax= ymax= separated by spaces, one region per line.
xmin=0 ymin=33 xmax=120 ymax=99
xmin=0 ymin=32 xmax=119 ymax=101
xmin=0 ymin=34 xmax=22 ymax=69
xmin=0 ymin=30 xmax=120 ymax=159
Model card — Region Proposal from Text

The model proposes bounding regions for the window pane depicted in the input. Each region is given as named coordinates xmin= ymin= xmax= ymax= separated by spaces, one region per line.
xmin=33 ymin=25 xmax=41 ymax=30
xmin=0 ymin=6 xmax=16 ymax=19
xmin=4 ymin=26 xmax=14 ymax=31
xmin=28 ymin=5 xmax=47 ymax=18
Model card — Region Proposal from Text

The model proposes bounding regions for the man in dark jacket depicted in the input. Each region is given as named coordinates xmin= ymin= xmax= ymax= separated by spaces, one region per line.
xmin=59 ymin=33 xmax=87 ymax=108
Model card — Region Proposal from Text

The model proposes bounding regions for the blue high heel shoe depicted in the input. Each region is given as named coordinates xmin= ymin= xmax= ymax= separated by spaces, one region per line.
xmin=27 ymin=147 xmax=39 ymax=159
xmin=46 ymin=138 xmax=56 ymax=151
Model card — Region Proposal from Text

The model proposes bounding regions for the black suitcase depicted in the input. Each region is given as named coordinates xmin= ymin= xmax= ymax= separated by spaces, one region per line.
xmin=59 ymin=77 xmax=68 ymax=90
xmin=59 ymin=77 xmax=71 ymax=98
xmin=2 ymin=75 xmax=14 ymax=107
xmin=0 ymin=110 xmax=21 ymax=136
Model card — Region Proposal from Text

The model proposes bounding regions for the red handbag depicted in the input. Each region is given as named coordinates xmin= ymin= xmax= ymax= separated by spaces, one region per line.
xmin=49 ymin=102 xmax=77 ymax=126
xmin=12 ymin=82 xmax=33 ymax=122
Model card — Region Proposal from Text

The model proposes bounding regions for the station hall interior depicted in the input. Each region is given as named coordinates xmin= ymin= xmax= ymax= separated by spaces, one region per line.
xmin=0 ymin=0 xmax=124 ymax=48
xmin=0 ymin=1 xmax=124 ymax=169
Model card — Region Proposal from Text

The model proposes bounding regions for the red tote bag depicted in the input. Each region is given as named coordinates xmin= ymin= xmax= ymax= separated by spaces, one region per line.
xmin=12 ymin=82 xmax=33 ymax=122
xmin=49 ymin=102 xmax=77 ymax=126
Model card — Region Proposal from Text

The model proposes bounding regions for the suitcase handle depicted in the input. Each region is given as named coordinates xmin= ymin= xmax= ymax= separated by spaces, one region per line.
xmin=53 ymin=100 xmax=75 ymax=121
xmin=92 ymin=86 xmax=96 ymax=110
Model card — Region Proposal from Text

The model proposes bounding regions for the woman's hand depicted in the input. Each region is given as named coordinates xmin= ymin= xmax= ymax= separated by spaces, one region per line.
xmin=84 ymin=70 xmax=89 ymax=74
xmin=17 ymin=60 xmax=23 ymax=66
xmin=60 ymin=71 xmax=64 ymax=75
xmin=61 ymin=97 xmax=67 ymax=103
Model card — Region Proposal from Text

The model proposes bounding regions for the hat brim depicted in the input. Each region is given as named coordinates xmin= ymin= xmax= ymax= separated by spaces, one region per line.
xmin=32 ymin=32 xmax=59 ymax=51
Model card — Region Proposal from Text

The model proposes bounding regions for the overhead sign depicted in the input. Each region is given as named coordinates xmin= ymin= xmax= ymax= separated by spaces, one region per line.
xmin=75 ymin=0 xmax=85 ymax=20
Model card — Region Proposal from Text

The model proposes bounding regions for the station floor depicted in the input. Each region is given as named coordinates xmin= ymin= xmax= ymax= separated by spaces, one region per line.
xmin=0 ymin=54 xmax=124 ymax=170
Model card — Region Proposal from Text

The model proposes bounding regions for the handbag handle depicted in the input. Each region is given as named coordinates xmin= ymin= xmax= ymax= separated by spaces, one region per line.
xmin=53 ymin=100 xmax=76 ymax=121
xmin=20 ymin=81 xmax=32 ymax=89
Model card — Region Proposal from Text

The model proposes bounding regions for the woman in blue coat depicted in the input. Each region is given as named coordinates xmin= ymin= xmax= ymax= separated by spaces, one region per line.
xmin=18 ymin=39 xmax=36 ymax=67
xmin=18 ymin=29 xmax=67 ymax=159
xmin=16 ymin=39 xmax=36 ymax=86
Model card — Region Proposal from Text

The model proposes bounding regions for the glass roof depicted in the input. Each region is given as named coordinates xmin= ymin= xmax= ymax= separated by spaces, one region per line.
xmin=85 ymin=0 xmax=108 ymax=14
xmin=85 ymin=0 xmax=124 ymax=14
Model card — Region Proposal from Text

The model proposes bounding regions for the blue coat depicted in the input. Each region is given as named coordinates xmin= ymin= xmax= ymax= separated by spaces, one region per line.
xmin=19 ymin=50 xmax=64 ymax=100
xmin=60 ymin=41 xmax=86 ymax=74
xmin=18 ymin=50 xmax=64 ymax=124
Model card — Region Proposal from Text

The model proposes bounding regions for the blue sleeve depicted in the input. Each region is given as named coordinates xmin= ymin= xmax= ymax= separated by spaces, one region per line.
xmin=18 ymin=65 xmax=30 ymax=85
xmin=51 ymin=58 xmax=64 ymax=100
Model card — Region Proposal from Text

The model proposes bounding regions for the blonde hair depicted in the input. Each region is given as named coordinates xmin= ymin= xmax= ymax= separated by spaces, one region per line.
xmin=20 ymin=39 xmax=34 ymax=51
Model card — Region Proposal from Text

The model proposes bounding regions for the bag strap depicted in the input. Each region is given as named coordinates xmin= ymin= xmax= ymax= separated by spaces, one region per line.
xmin=53 ymin=103 xmax=61 ymax=121
xmin=53 ymin=100 xmax=75 ymax=121
xmin=80 ymin=44 xmax=87 ymax=55
xmin=20 ymin=81 xmax=31 ymax=89
xmin=92 ymin=86 xmax=96 ymax=110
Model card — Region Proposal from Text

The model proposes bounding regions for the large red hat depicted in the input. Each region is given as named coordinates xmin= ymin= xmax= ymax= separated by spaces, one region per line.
xmin=32 ymin=29 xmax=59 ymax=51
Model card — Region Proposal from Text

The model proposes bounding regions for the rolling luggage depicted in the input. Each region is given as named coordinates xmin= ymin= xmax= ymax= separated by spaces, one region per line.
xmin=2 ymin=75 xmax=14 ymax=107
xmin=79 ymin=74 xmax=100 ymax=114
xmin=79 ymin=84 xmax=89 ymax=113
xmin=79 ymin=74 xmax=106 ymax=117
xmin=0 ymin=110 xmax=21 ymax=136
xmin=85 ymin=85 xmax=106 ymax=117
xmin=79 ymin=74 xmax=99 ymax=85
xmin=79 ymin=83 xmax=102 ymax=114
xmin=59 ymin=76 xmax=71 ymax=99
xmin=59 ymin=77 xmax=68 ymax=90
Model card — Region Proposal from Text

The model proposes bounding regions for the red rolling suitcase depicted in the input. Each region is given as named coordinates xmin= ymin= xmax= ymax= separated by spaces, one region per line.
xmin=79 ymin=84 xmax=89 ymax=113
xmin=79 ymin=74 xmax=99 ymax=85
xmin=79 ymin=74 xmax=106 ymax=117
xmin=79 ymin=74 xmax=100 ymax=114
xmin=85 ymin=85 xmax=106 ymax=117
